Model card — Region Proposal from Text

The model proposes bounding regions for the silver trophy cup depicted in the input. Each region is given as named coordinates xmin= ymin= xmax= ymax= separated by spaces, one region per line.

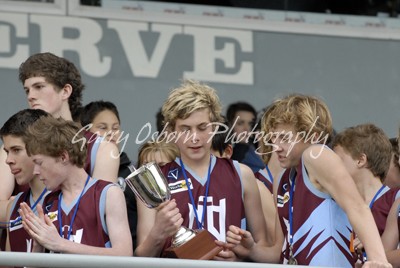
xmin=125 ymin=162 xmax=196 ymax=247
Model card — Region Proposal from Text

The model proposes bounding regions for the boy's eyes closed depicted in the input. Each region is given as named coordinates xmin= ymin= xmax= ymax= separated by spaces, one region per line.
xmin=178 ymin=123 xmax=210 ymax=133
xmin=198 ymin=126 xmax=208 ymax=131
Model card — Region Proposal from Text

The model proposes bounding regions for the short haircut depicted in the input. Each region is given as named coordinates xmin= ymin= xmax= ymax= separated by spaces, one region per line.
xmin=226 ymin=101 xmax=257 ymax=127
xmin=211 ymin=116 xmax=231 ymax=156
xmin=80 ymin=100 xmax=120 ymax=127
xmin=333 ymin=123 xmax=392 ymax=181
xmin=19 ymin=52 xmax=85 ymax=122
xmin=0 ymin=109 xmax=49 ymax=139
xmin=155 ymin=108 xmax=164 ymax=133
xmin=161 ymin=80 xmax=223 ymax=131
xmin=389 ymin=137 xmax=399 ymax=169
xmin=24 ymin=116 xmax=87 ymax=168
xmin=137 ymin=141 xmax=180 ymax=167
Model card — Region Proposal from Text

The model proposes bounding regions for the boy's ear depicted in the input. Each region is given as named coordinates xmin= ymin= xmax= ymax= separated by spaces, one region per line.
xmin=223 ymin=144 xmax=233 ymax=159
xmin=60 ymin=150 xmax=70 ymax=164
xmin=357 ymin=153 xmax=367 ymax=168
xmin=61 ymin=84 xmax=73 ymax=100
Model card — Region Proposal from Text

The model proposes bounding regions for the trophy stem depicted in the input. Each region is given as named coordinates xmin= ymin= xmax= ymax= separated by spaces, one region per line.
xmin=171 ymin=226 xmax=196 ymax=248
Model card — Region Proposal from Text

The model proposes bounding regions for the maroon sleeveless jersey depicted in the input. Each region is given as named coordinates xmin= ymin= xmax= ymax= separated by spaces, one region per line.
xmin=161 ymin=155 xmax=245 ymax=243
xmin=12 ymin=184 xmax=29 ymax=196
xmin=1 ymin=185 xmax=30 ymax=251
xmin=371 ymin=187 xmax=400 ymax=235
xmin=276 ymin=158 xmax=354 ymax=267
xmin=254 ymin=167 xmax=273 ymax=192
xmin=43 ymin=179 xmax=113 ymax=248
xmin=8 ymin=190 xmax=38 ymax=252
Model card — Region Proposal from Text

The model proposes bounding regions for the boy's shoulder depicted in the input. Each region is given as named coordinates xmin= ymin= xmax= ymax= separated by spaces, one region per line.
xmin=302 ymin=144 xmax=332 ymax=164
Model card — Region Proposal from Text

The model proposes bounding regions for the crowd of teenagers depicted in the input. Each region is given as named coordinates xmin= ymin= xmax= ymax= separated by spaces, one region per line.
xmin=0 ymin=52 xmax=399 ymax=268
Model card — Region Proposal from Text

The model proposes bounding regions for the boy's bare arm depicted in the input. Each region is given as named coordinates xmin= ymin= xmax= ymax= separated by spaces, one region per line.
xmin=92 ymin=142 xmax=119 ymax=183
xmin=304 ymin=145 xmax=389 ymax=265
xmin=381 ymin=198 xmax=400 ymax=266
xmin=134 ymin=199 xmax=182 ymax=257
xmin=239 ymin=163 xmax=281 ymax=263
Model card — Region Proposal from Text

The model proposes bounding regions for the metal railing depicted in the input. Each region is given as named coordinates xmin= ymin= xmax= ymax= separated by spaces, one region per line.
xmin=0 ymin=251 xmax=302 ymax=268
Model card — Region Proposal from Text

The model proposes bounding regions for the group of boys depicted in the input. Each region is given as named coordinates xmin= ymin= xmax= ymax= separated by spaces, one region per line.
xmin=0 ymin=52 xmax=397 ymax=268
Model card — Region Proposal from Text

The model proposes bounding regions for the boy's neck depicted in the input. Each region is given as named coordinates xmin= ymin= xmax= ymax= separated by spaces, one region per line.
xmin=53 ymin=104 xmax=73 ymax=121
xmin=29 ymin=175 xmax=46 ymax=200
xmin=60 ymin=168 xmax=91 ymax=203
xmin=354 ymin=170 xmax=384 ymax=204
xmin=267 ymin=153 xmax=283 ymax=180
xmin=180 ymin=154 xmax=212 ymax=178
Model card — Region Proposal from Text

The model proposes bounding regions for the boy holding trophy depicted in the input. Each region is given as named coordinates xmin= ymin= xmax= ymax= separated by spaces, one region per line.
xmin=134 ymin=80 xmax=280 ymax=262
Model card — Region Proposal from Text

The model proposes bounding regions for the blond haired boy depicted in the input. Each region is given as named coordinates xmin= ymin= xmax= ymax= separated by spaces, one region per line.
xmin=226 ymin=94 xmax=391 ymax=267
xmin=135 ymin=80 xmax=280 ymax=262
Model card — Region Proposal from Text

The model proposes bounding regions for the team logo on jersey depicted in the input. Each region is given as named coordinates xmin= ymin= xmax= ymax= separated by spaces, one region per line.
xmin=47 ymin=211 xmax=58 ymax=222
xmin=9 ymin=216 xmax=23 ymax=232
xmin=169 ymin=179 xmax=193 ymax=194
xmin=277 ymin=192 xmax=290 ymax=208
xmin=168 ymin=168 xmax=180 ymax=180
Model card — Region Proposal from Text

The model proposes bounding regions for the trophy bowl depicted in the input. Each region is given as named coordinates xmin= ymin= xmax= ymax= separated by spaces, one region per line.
xmin=125 ymin=162 xmax=170 ymax=208
xmin=125 ymin=162 xmax=222 ymax=260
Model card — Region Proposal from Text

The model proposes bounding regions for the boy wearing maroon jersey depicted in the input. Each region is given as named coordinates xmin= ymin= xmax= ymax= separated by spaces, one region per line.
xmin=134 ymin=80 xmax=280 ymax=262
xmin=333 ymin=124 xmax=400 ymax=236
xmin=0 ymin=109 xmax=49 ymax=253
xmin=225 ymin=94 xmax=391 ymax=267
xmin=373 ymin=127 xmax=400 ymax=267
xmin=381 ymin=196 xmax=400 ymax=265
xmin=0 ymin=52 xmax=120 ymax=226
xmin=19 ymin=116 xmax=131 ymax=256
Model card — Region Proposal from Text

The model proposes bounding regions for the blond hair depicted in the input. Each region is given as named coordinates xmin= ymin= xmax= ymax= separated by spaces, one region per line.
xmin=162 ymin=80 xmax=223 ymax=131
xmin=261 ymin=94 xmax=333 ymax=146
xmin=137 ymin=141 xmax=180 ymax=167
xmin=259 ymin=102 xmax=278 ymax=164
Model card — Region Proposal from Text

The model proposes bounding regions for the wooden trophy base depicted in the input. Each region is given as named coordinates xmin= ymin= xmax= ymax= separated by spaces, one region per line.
xmin=163 ymin=229 xmax=222 ymax=260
